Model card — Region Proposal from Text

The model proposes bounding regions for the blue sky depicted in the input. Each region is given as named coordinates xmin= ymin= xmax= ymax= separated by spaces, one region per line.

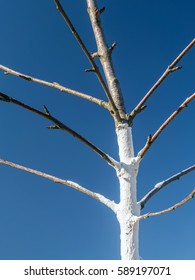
xmin=0 ymin=0 xmax=194 ymax=260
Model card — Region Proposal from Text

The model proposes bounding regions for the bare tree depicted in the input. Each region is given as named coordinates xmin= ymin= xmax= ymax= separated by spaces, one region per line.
xmin=0 ymin=1 xmax=194 ymax=259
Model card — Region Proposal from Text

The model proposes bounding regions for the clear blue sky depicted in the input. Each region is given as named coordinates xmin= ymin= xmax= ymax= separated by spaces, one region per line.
xmin=0 ymin=0 xmax=194 ymax=260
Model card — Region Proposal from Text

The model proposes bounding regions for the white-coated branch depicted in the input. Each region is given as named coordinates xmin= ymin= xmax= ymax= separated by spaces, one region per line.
xmin=139 ymin=165 xmax=195 ymax=209
xmin=0 ymin=159 xmax=117 ymax=212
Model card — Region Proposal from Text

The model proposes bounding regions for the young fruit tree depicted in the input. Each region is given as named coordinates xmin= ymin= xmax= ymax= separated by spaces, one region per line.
xmin=0 ymin=1 xmax=194 ymax=260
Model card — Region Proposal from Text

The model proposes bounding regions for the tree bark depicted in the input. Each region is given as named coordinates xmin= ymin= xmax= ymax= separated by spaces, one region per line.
xmin=86 ymin=0 xmax=141 ymax=259
xmin=115 ymin=123 xmax=140 ymax=260
xmin=0 ymin=0 xmax=194 ymax=260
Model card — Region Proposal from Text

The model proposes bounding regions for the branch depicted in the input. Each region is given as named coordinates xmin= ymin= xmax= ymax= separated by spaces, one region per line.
xmin=86 ymin=0 xmax=126 ymax=123
xmin=0 ymin=64 xmax=108 ymax=110
xmin=129 ymin=38 xmax=195 ymax=121
xmin=53 ymin=0 xmax=121 ymax=122
xmin=138 ymin=189 xmax=195 ymax=220
xmin=0 ymin=91 xmax=118 ymax=169
xmin=138 ymin=93 xmax=195 ymax=158
xmin=0 ymin=158 xmax=117 ymax=212
xmin=139 ymin=165 xmax=195 ymax=209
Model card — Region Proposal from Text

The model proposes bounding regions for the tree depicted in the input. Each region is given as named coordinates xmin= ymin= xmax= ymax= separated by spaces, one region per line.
xmin=0 ymin=0 xmax=194 ymax=260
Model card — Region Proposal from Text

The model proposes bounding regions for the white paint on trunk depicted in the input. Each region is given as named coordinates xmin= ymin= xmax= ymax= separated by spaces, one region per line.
xmin=116 ymin=123 xmax=134 ymax=161
xmin=86 ymin=0 xmax=141 ymax=259
xmin=115 ymin=123 xmax=141 ymax=259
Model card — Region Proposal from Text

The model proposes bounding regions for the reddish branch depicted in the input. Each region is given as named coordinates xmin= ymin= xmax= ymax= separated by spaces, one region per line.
xmin=129 ymin=39 xmax=195 ymax=121
xmin=0 ymin=91 xmax=116 ymax=168
xmin=139 ymin=165 xmax=195 ymax=209
xmin=138 ymin=93 xmax=195 ymax=158
xmin=139 ymin=189 xmax=195 ymax=219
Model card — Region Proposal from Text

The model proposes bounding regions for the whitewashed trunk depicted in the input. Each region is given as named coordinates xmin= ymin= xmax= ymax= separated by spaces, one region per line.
xmin=115 ymin=123 xmax=140 ymax=260
xmin=86 ymin=0 xmax=140 ymax=259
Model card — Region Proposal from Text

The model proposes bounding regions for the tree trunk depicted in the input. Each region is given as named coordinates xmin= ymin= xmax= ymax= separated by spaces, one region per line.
xmin=115 ymin=123 xmax=140 ymax=260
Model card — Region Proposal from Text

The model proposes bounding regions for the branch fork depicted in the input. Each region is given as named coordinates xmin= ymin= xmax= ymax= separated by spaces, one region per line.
xmin=168 ymin=65 xmax=182 ymax=72
xmin=94 ymin=6 xmax=105 ymax=16
xmin=108 ymin=42 xmax=117 ymax=53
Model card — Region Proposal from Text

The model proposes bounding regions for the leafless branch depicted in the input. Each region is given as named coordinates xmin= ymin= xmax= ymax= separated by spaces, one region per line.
xmin=138 ymin=93 xmax=195 ymax=158
xmin=0 ymin=91 xmax=118 ymax=169
xmin=139 ymin=165 xmax=195 ymax=209
xmin=86 ymin=0 xmax=126 ymax=123
xmin=53 ymin=0 xmax=121 ymax=122
xmin=138 ymin=189 xmax=195 ymax=220
xmin=0 ymin=158 xmax=117 ymax=212
xmin=0 ymin=64 xmax=108 ymax=109
xmin=129 ymin=38 xmax=195 ymax=121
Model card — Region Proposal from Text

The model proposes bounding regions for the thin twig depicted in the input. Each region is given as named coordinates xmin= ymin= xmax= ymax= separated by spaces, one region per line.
xmin=0 ymin=158 xmax=117 ymax=212
xmin=0 ymin=91 xmax=118 ymax=168
xmin=0 ymin=64 xmax=108 ymax=109
xmin=138 ymin=189 xmax=195 ymax=220
xmin=129 ymin=39 xmax=195 ymax=121
xmin=138 ymin=93 xmax=195 ymax=158
xmin=53 ymin=0 xmax=121 ymax=122
xmin=139 ymin=165 xmax=195 ymax=209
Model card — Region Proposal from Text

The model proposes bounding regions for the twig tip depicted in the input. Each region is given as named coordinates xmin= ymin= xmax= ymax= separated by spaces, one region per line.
xmin=99 ymin=7 xmax=106 ymax=14
xmin=85 ymin=68 xmax=96 ymax=73
xmin=43 ymin=105 xmax=51 ymax=116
